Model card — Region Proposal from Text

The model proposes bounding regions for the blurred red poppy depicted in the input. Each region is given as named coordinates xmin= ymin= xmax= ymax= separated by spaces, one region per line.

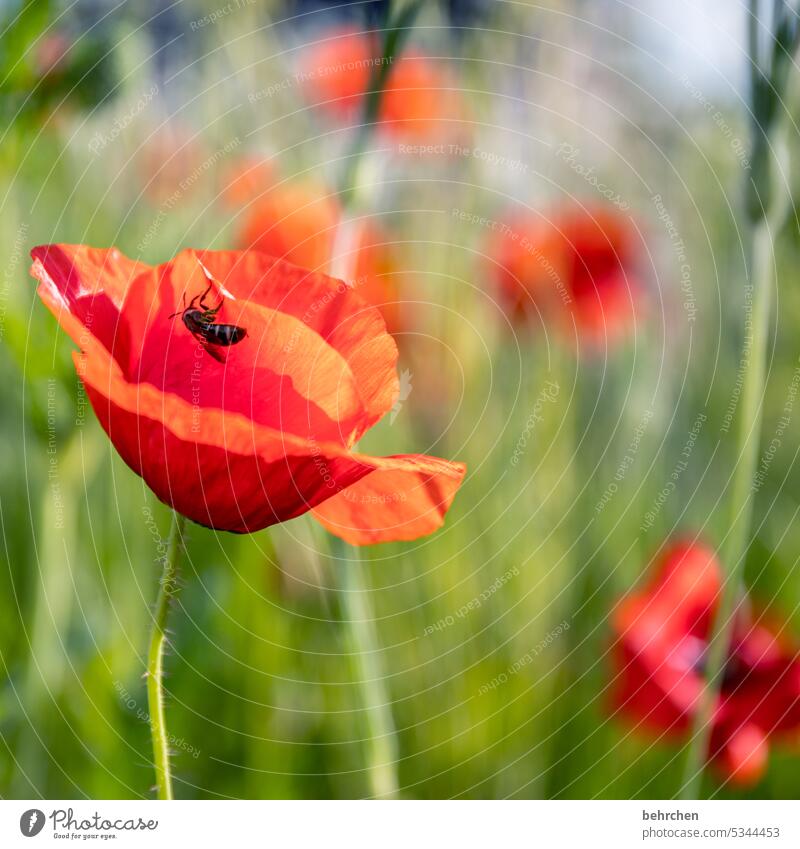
xmin=302 ymin=28 xmax=375 ymax=118
xmin=237 ymin=180 xmax=340 ymax=271
xmin=30 ymin=245 xmax=465 ymax=544
xmin=612 ymin=540 xmax=800 ymax=786
xmin=219 ymin=155 xmax=275 ymax=208
xmin=302 ymin=29 xmax=466 ymax=141
xmin=350 ymin=221 xmax=403 ymax=335
xmin=137 ymin=126 xmax=210 ymax=204
xmin=381 ymin=53 xmax=466 ymax=141
xmin=488 ymin=205 xmax=642 ymax=343
xmin=237 ymin=180 xmax=403 ymax=332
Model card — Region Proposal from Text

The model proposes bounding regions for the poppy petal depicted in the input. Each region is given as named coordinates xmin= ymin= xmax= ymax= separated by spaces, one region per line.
xmin=188 ymin=248 xmax=400 ymax=438
xmin=715 ymin=724 xmax=769 ymax=787
xmin=312 ymin=454 xmax=466 ymax=544
xmin=31 ymin=244 xmax=151 ymax=363
xmin=78 ymin=338 xmax=462 ymax=536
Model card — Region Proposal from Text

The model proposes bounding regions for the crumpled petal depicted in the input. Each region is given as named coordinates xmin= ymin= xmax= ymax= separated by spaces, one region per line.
xmin=312 ymin=454 xmax=466 ymax=544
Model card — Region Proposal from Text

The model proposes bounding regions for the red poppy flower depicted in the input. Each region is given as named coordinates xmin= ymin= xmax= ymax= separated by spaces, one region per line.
xmin=612 ymin=540 xmax=800 ymax=786
xmin=487 ymin=213 xmax=561 ymax=321
xmin=488 ymin=205 xmax=642 ymax=343
xmin=237 ymin=180 xmax=403 ymax=332
xmin=30 ymin=244 xmax=465 ymax=544
xmin=302 ymin=29 xmax=466 ymax=141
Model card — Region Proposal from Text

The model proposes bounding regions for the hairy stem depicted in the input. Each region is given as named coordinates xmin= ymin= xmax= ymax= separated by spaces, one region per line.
xmin=147 ymin=511 xmax=186 ymax=800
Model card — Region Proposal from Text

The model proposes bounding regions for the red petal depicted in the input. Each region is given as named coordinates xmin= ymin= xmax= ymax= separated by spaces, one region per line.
xmin=31 ymin=244 xmax=150 ymax=363
xmin=715 ymin=724 xmax=769 ymax=787
xmin=301 ymin=30 xmax=375 ymax=117
xmin=139 ymin=255 xmax=368 ymax=445
xmin=71 ymin=332 xmax=373 ymax=529
xmin=189 ymin=249 xmax=400 ymax=438
xmin=380 ymin=55 xmax=465 ymax=141
xmin=77 ymin=338 xmax=463 ymax=534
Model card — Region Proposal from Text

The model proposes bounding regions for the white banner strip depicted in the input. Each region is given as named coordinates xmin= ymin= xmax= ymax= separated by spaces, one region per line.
xmin=1 ymin=800 xmax=798 ymax=848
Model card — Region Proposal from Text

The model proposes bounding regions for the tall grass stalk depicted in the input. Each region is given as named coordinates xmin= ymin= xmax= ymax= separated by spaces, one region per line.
xmin=321 ymin=0 xmax=428 ymax=800
xmin=680 ymin=0 xmax=796 ymax=798
xmin=333 ymin=540 xmax=399 ymax=798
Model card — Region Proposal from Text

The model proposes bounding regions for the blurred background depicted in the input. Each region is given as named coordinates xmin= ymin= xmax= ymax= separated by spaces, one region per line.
xmin=2 ymin=0 xmax=800 ymax=799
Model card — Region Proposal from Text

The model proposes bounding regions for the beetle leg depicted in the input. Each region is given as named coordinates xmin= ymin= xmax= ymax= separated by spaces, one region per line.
xmin=197 ymin=280 xmax=215 ymax=311
xmin=168 ymin=291 xmax=188 ymax=320
xmin=201 ymin=339 xmax=227 ymax=363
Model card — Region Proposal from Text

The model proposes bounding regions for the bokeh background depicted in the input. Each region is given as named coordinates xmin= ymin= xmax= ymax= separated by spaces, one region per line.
xmin=2 ymin=0 xmax=800 ymax=799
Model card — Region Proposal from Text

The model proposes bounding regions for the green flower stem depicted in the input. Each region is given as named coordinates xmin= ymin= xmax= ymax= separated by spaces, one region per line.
xmin=323 ymin=0 xmax=423 ymax=801
xmin=332 ymin=537 xmax=399 ymax=799
xmin=544 ymin=355 xmax=615 ymax=797
xmin=679 ymin=0 xmax=798 ymax=796
xmin=146 ymin=510 xmax=186 ymax=800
